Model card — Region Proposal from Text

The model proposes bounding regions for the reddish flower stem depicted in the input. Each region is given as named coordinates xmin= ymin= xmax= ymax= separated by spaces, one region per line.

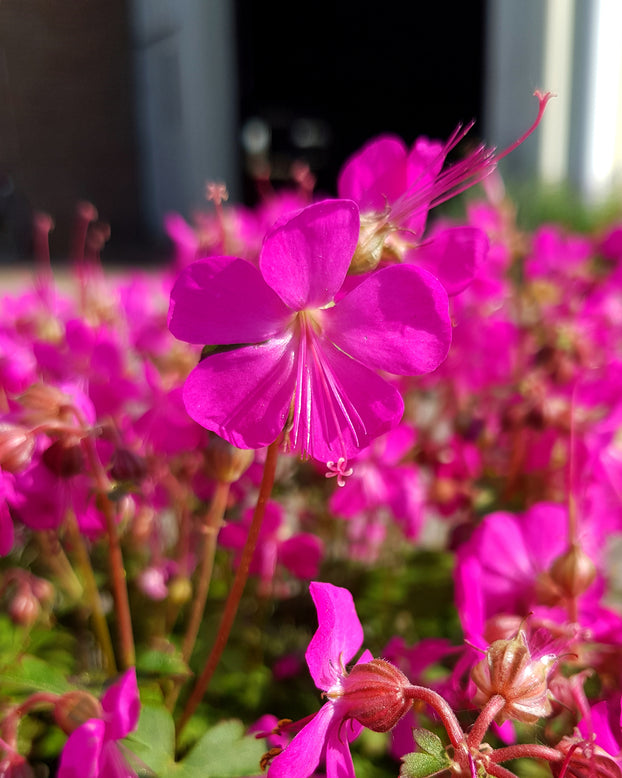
xmin=489 ymin=744 xmax=563 ymax=765
xmin=73 ymin=406 xmax=135 ymax=670
xmin=405 ymin=685 xmax=465 ymax=749
xmin=180 ymin=480 xmax=231 ymax=664
xmin=176 ymin=440 xmax=280 ymax=736
xmin=467 ymin=694 xmax=506 ymax=749
xmin=1 ymin=692 xmax=59 ymax=749
xmin=487 ymin=763 xmax=522 ymax=778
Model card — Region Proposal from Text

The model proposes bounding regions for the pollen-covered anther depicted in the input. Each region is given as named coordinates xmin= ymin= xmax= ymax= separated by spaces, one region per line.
xmin=325 ymin=457 xmax=353 ymax=487
xmin=334 ymin=658 xmax=413 ymax=732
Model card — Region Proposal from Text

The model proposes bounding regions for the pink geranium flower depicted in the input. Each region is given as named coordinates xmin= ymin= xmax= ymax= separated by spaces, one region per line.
xmin=268 ymin=582 xmax=370 ymax=778
xmin=169 ymin=199 xmax=451 ymax=466
xmin=57 ymin=668 xmax=141 ymax=778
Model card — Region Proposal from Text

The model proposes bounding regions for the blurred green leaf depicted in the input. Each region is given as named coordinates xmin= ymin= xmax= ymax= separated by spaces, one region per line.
xmin=0 ymin=654 xmax=72 ymax=695
xmin=127 ymin=707 xmax=265 ymax=778
xmin=182 ymin=719 xmax=266 ymax=777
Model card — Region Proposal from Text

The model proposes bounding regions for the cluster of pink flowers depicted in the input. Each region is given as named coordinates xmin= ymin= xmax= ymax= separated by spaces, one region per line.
xmin=2 ymin=92 xmax=622 ymax=778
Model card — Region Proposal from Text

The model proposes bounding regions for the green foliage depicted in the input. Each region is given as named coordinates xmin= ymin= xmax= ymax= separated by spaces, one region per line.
xmin=127 ymin=705 xmax=266 ymax=778
xmin=400 ymin=729 xmax=452 ymax=778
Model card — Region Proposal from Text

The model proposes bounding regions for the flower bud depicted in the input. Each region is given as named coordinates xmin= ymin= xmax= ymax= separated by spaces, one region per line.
xmin=42 ymin=440 xmax=85 ymax=478
xmin=54 ymin=691 xmax=103 ymax=734
xmin=204 ymin=435 xmax=254 ymax=483
xmin=331 ymin=658 xmax=412 ymax=732
xmin=471 ymin=630 xmax=556 ymax=724
xmin=8 ymin=590 xmax=40 ymax=626
xmin=109 ymin=448 xmax=148 ymax=483
xmin=18 ymin=383 xmax=73 ymax=426
xmin=30 ymin=575 xmax=54 ymax=605
xmin=0 ymin=423 xmax=35 ymax=473
xmin=550 ymin=544 xmax=597 ymax=599
xmin=168 ymin=575 xmax=193 ymax=605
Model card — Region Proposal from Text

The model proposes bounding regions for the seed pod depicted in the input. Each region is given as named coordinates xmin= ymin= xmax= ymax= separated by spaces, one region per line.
xmin=550 ymin=544 xmax=597 ymax=599
xmin=204 ymin=435 xmax=254 ymax=483
xmin=471 ymin=629 xmax=556 ymax=724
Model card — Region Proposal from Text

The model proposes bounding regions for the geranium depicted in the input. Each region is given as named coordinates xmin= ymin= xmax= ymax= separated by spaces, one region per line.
xmin=169 ymin=199 xmax=451 ymax=466
xmin=57 ymin=668 xmax=141 ymax=778
xmin=268 ymin=582 xmax=412 ymax=778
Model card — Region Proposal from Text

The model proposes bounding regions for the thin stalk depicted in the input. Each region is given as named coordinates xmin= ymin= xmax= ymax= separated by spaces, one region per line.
xmin=181 ymin=480 xmax=231 ymax=663
xmin=74 ymin=406 xmax=135 ymax=669
xmin=65 ymin=512 xmax=117 ymax=675
xmin=37 ymin=531 xmax=83 ymax=601
xmin=176 ymin=440 xmax=280 ymax=736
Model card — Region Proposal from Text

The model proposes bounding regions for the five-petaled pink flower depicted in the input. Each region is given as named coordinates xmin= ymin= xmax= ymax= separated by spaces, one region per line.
xmin=168 ymin=199 xmax=451 ymax=466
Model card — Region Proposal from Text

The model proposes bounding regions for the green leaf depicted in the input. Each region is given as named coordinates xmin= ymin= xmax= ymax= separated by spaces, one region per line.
xmin=137 ymin=647 xmax=191 ymax=680
xmin=400 ymin=729 xmax=451 ymax=778
xmin=126 ymin=705 xmax=178 ymax=776
xmin=400 ymin=751 xmax=450 ymax=778
xmin=126 ymin=708 xmax=266 ymax=778
xmin=413 ymin=729 xmax=446 ymax=758
xmin=182 ymin=719 xmax=266 ymax=778
xmin=0 ymin=654 xmax=72 ymax=695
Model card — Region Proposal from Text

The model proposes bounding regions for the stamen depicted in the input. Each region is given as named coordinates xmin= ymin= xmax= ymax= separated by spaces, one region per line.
xmin=326 ymin=457 xmax=354 ymax=487
xmin=205 ymin=181 xmax=229 ymax=253
xmin=390 ymin=91 xmax=553 ymax=229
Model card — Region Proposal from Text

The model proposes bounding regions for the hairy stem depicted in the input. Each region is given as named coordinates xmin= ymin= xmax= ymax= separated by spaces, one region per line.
xmin=467 ymin=694 xmax=506 ymax=749
xmin=405 ymin=685 xmax=465 ymax=749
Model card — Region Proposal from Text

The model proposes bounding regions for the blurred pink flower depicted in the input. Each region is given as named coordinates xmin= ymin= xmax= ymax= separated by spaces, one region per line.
xmin=57 ymin=668 xmax=140 ymax=778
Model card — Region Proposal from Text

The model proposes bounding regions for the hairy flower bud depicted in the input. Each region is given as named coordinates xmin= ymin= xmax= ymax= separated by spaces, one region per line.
xmin=550 ymin=544 xmax=597 ymax=599
xmin=471 ymin=630 xmax=556 ymax=724
xmin=204 ymin=434 xmax=254 ymax=483
xmin=54 ymin=691 xmax=103 ymax=734
xmin=0 ymin=423 xmax=35 ymax=473
xmin=329 ymin=658 xmax=412 ymax=732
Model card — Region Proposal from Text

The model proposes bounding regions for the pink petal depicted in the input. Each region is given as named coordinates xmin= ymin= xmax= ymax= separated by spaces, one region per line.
xmin=58 ymin=719 xmax=104 ymax=778
xmin=183 ymin=334 xmax=297 ymax=449
xmin=101 ymin=668 xmax=140 ymax=740
xmin=260 ymin=200 xmax=359 ymax=310
xmin=290 ymin=338 xmax=405 ymax=462
xmin=306 ymin=582 xmax=363 ymax=690
xmin=337 ymin=136 xmax=408 ymax=213
xmin=326 ymin=719 xmax=358 ymax=778
xmin=268 ymin=704 xmax=335 ymax=778
xmin=168 ymin=256 xmax=291 ymax=345
xmin=280 ymin=534 xmax=324 ymax=579
xmin=413 ymin=226 xmax=489 ymax=296
xmin=324 ymin=264 xmax=451 ymax=375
